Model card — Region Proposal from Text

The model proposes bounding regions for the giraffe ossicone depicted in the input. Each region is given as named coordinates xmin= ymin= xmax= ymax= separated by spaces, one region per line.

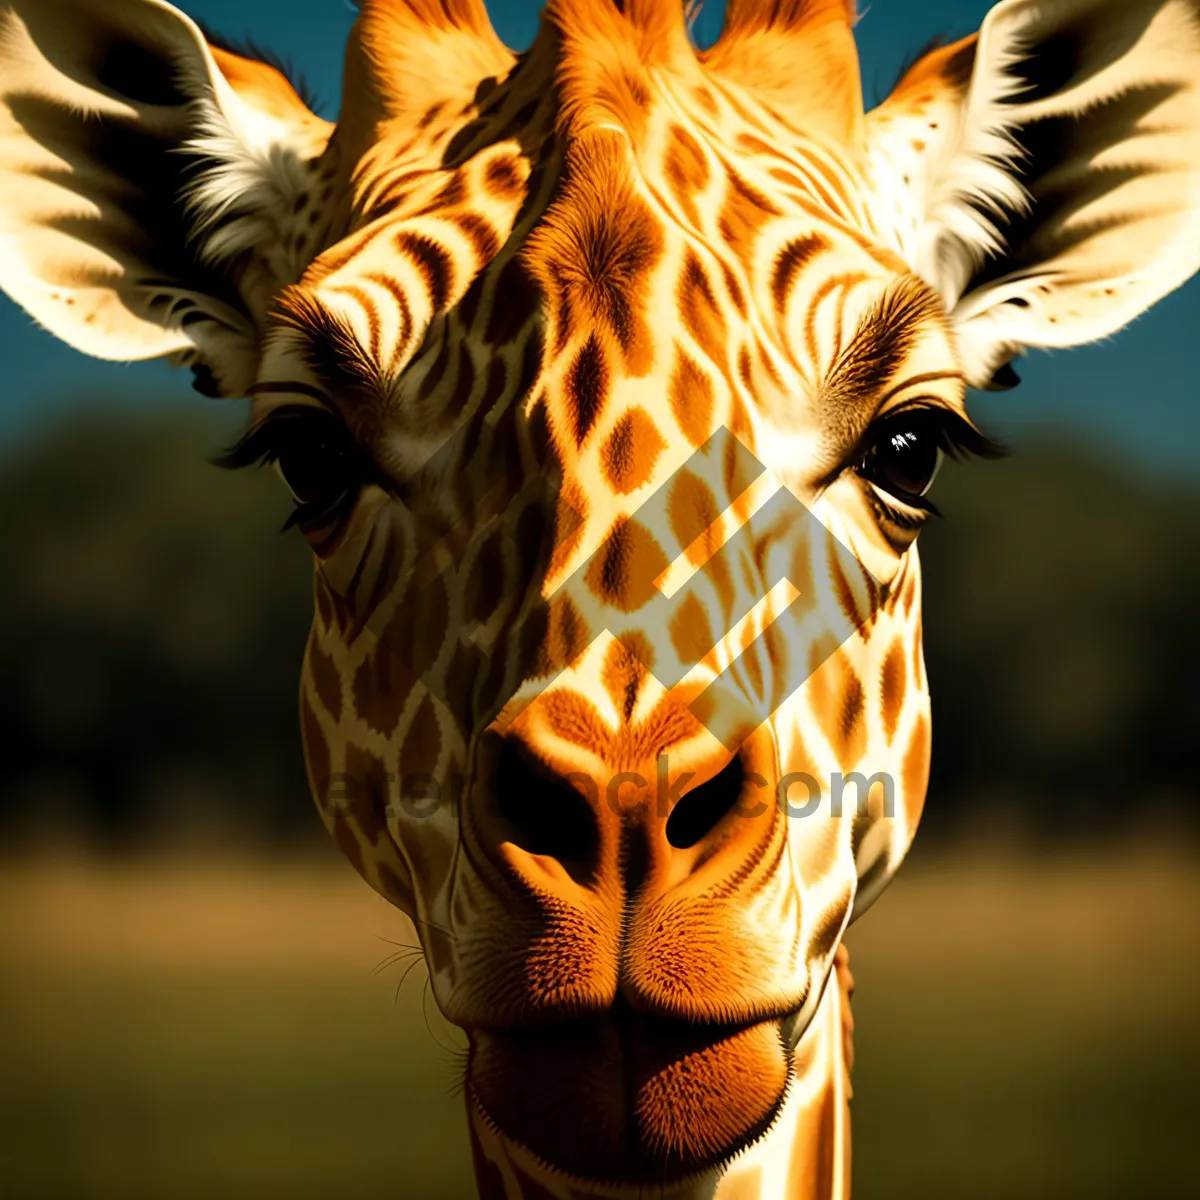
xmin=1 ymin=0 xmax=1198 ymax=1195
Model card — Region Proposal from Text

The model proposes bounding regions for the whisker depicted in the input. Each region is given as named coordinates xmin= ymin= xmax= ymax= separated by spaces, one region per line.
xmin=392 ymin=952 xmax=429 ymax=1005
xmin=372 ymin=933 xmax=424 ymax=953
xmin=445 ymin=1046 xmax=471 ymax=1100
xmin=422 ymin=976 xmax=467 ymax=1060
xmin=372 ymin=947 xmax=423 ymax=976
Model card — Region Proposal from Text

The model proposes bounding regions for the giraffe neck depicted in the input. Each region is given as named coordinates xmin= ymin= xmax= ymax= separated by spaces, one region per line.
xmin=467 ymin=950 xmax=854 ymax=1200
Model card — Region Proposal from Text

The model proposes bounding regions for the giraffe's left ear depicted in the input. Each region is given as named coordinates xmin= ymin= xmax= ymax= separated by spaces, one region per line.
xmin=866 ymin=0 xmax=1200 ymax=389
xmin=0 ymin=0 xmax=333 ymax=398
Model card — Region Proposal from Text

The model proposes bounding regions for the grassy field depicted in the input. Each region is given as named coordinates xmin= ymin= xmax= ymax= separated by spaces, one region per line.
xmin=0 ymin=842 xmax=1195 ymax=1199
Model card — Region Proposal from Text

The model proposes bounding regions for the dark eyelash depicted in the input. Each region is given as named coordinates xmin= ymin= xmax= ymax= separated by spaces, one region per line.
xmin=871 ymin=487 xmax=940 ymax=527
xmin=211 ymin=405 xmax=334 ymax=472
xmin=888 ymin=402 xmax=1008 ymax=463
xmin=278 ymin=491 xmax=352 ymax=534
xmin=213 ymin=406 xmax=373 ymax=535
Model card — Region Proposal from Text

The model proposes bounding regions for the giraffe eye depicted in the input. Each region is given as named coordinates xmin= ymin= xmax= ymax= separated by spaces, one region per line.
xmin=858 ymin=412 xmax=945 ymax=502
xmin=273 ymin=416 xmax=358 ymax=508
xmin=216 ymin=405 xmax=372 ymax=530
xmin=856 ymin=407 xmax=1001 ymax=509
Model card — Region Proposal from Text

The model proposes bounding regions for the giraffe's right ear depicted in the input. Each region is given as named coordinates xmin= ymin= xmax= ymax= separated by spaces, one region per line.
xmin=0 ymin=0 xmax=333 ymax=397
xmin=866 ymin=0 xmax=1200 ymax=390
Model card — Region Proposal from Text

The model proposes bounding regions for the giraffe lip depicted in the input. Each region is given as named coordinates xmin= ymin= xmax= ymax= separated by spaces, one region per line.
xmin=467 ymin=1006 xmax=792 ymax=1183
xmin=470 ymin=991 xmax=794 ymax=1037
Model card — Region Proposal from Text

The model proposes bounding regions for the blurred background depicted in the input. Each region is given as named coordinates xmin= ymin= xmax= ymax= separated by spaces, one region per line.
xmin=0 ymin=1 xmax=1196 ymax=1197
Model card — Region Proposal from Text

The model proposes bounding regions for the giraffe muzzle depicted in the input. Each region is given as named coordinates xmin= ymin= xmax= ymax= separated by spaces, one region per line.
xmin=438 ymin=720 xmax=813 ymax=1180
xmin=468 ymin=998 xmax=791 ymax=1183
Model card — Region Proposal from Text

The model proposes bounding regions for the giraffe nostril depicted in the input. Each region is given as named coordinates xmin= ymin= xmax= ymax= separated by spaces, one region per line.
xmin=665 ymin=754 xmax=748 ymax=850
xmin=492 ymin=739 xmax=597 ymax=869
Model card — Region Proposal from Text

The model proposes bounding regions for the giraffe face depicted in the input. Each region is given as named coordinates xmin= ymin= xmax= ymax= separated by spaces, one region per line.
xmin=4 ymin=0 xmax=1200 ymax=1192
xmin=265 ymin=25 xmax=963 ymax=1185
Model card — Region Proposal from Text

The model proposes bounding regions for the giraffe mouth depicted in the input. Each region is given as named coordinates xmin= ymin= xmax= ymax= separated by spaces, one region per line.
xmin=467 ymin=1002 xmax=792 ymax=1184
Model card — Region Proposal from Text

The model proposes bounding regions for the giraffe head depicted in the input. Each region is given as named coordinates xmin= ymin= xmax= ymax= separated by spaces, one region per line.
xmin=3 ymin=0 xmax=1199 ymax=1188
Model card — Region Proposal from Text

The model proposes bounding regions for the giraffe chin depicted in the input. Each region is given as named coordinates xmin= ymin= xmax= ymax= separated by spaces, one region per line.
xmin=468 ymin=1009 xmax=791 ymax=1184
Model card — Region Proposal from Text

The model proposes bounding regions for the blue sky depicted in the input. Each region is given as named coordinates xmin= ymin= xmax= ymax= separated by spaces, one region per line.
xmin=1 ymin=0 xmax=1196 ymax=476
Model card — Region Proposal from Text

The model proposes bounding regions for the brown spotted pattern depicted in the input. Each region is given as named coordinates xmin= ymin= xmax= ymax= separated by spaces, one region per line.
xmin=279 ymin=11 xmax=939 ymax=1179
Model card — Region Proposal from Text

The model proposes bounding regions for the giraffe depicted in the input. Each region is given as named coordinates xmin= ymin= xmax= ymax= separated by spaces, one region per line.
xmin=2 ymin=0 xmax=1199 ymax=1195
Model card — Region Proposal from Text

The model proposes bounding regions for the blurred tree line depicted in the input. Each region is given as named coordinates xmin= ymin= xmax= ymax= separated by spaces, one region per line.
xmin=922 ymin=442 xmax=1200 ymax=838
xmin=0 ymin=404 xmax=1196 ymax=848
xmin=0 ymin=408 xmax=313 ymax=849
